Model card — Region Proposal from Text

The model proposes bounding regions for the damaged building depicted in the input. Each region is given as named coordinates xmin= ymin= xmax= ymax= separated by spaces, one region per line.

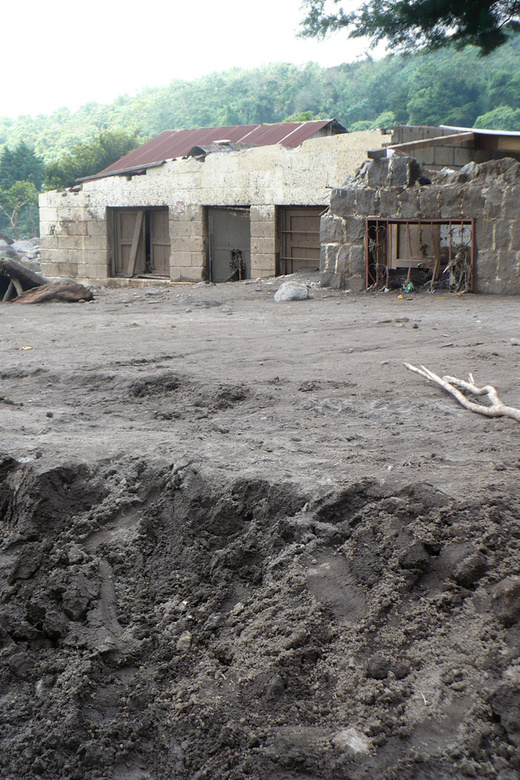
xmin=321 ymin=125 xmax=520 ymax=294
xmin=40 ymin=122 xmax=520 ymax=294
xmin=39 ymin=121 xmax=378 ymax=285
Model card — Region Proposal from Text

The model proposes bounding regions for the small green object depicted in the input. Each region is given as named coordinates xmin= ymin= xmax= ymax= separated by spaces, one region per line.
xmin=405 ymin=282 xmax=414 ymax=293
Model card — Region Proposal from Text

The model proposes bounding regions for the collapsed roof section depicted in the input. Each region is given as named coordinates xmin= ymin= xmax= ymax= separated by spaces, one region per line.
xmin=83 ymin=120 xmax=347 ymax=182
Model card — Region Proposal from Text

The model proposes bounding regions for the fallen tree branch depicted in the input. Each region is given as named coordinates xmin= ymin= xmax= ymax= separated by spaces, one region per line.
xmin=11 ymin=281 xmax=93 ymax=304
xmin=404 ymin=363 xmax=520 ymax=423
xmin=0 ymin=257 xmax=46 ymax=291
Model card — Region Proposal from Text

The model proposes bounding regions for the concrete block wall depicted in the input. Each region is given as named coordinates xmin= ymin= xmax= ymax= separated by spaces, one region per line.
xmin=169 ymin=205 xmax=205 ymax=282
xmin=40 ymin=192 xmax=109 ymax=284
xmin=250 ymin=206 xmax=277 ymax=278
xmin=322 ymin=156 xmax=520 ymax=294
xmin=39 ymin=131 xmax=378 ymax=286
xmin=390 ymin=126 xmax=485 ymax=171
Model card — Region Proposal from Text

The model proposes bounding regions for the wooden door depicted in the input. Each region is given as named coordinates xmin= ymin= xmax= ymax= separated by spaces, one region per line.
xmin=149 ymin=209 xmax=170 ymax=276
xmin=113 ymin=209 xmax=145 ymax=276
xmin=279 ymin=207 xmax=322 ymax=275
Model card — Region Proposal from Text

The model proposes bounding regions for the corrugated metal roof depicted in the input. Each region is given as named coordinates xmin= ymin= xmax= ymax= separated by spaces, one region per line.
xmin=442 ymin=124 xmax=520 ymax=138
xmin=88 ymin=120 xmax=346 ymax=180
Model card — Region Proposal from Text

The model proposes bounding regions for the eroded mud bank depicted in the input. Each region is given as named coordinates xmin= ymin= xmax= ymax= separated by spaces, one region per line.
xmin=1 ymin=454 xmax=520 ymax=779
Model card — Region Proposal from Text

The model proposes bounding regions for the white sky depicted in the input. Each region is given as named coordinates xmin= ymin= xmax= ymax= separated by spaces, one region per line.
xmin=8 ymin=0 xmax=375 ymax=119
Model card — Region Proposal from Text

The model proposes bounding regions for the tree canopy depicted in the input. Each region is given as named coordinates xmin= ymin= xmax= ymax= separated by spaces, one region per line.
xmin=300 ymin=0 xmax=520 ymax=54
xmin=0 ymin=181 xmax=39 ymax=239
xmin=44 ymin=129 xmax=142 ymax=189
xmin=0 ymin=142 xmax=45 ymax=190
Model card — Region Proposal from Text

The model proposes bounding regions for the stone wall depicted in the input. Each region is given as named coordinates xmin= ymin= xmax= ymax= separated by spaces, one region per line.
xmin=389 ymin=125 xmax=477 ymax=169
xmin=321 ymin=156 xmax=520 ymax=294
xmin=40 ymin=131 xmax=379 ymax=285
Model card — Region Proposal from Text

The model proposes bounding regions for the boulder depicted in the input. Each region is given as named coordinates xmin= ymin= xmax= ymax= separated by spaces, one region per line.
xmin=274 ymin=282 xmax=310 ymax=302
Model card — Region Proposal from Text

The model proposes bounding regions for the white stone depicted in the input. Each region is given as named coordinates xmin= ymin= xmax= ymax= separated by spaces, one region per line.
xmin=274 ymin=282 xmax=310 ymax=302
xmin=176 ymin=631 xmax=192 ymax=652
xmin=332 ymin=728 xmax=371 ymax=754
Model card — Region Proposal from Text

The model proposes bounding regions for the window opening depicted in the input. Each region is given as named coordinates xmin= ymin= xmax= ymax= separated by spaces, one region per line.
xmin=366 ymin=218 xmax=474 ymax=293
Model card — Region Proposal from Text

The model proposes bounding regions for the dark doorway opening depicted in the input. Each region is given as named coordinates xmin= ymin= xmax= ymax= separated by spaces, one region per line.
xmin=207 ymin=207 xmax=251 ymax=283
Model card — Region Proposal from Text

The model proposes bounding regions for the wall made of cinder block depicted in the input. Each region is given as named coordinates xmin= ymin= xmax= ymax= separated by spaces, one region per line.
xmin=39 ymin=131 xmax=378 ymax=285
xmin=322 ymin=156 xmax=520 ymax=294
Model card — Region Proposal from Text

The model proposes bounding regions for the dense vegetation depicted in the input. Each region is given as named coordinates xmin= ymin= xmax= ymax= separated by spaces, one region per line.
xmin=2 ymin=33 xmax=520 ymax=236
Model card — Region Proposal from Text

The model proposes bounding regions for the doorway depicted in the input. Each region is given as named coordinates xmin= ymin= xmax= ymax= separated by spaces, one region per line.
xmin=207 ymin=207 xmax=251 ymax=282
xmin=279 ymin=207 xmax=323 ymax=275
xmin=110 ymin=207 xmax=170 ymax=277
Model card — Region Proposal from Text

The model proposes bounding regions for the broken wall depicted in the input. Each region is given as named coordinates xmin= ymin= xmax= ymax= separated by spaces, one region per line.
xmin=321 ymin=156 xmax=520 ymax=294
xmin=40 ymin=131 xmax=378 ymax=285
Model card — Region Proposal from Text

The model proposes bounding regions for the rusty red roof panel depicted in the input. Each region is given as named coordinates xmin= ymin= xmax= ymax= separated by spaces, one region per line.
xmin=94 ymin=120 xmax=345 ymax=179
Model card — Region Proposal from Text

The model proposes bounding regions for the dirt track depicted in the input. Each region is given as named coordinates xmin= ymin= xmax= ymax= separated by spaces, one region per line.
xmin=1 ymin=278 xmax=520 ymax=779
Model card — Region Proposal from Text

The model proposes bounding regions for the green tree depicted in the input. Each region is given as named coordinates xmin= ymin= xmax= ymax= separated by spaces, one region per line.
xmin=0 ymin=181 xmax=39 ymax=239
xmin=300 ymin=1 xmax=520 ymax=54
xmin=44 ymin=129 xmax=142 ymax=190
xmin=284 ymin=110 xmax=322 ymax=122
xmin=0 ymin=142 xmax=45 ymax=190
xmin=474 ymin=105 xmax=520 ymax=129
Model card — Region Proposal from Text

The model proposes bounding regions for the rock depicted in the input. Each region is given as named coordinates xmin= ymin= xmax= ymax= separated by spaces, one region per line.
xmin=11 ymin=239 xmax=36 ymax=254
xmin=367 ymin=652 xmax=391 ymax=679
xmin=366 ymin=652 xmax=409 ymax=680
xmin=332 ymin=728 xmax=371 ymax=754
xmin=453 ymin=549 xmax=487 ymax=589
xmin=0 ymin=244 xmax=18 ymax=258
xmin=440 ymin=543 xmax=487 ymax=589
xmin=398 ymin=541 xmax=430 ymax=571
xmin=266 ymin=674 xmax=286 ymax=700
xmin=176 ymin=631 xmax=192 ymax=652
xmin=492 ymin=576 xmax=520 ymax=627
xmin=274 ymin=282 xmax=310 ymax=302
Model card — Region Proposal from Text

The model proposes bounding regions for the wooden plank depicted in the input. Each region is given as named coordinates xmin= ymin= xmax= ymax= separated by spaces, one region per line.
xmin=126 ymin=210 xmax=144 ymax=276
xmin=2 ymin=280 xmax=15 ymax=302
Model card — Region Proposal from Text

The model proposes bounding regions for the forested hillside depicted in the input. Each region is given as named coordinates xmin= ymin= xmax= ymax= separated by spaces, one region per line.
xmin=2 ymin=33 xmax=520 ymax=167
xmin=2 ymin=34 xmax=520 ymax=237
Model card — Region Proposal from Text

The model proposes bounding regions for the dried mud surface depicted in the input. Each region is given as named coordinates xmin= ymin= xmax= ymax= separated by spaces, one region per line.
xmin=1 ymin=277 xmax=520 ymax=779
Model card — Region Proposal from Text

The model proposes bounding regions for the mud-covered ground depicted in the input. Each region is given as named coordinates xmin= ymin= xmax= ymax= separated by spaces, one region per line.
xmin=1 ymin=277 xmax=520 ymax=779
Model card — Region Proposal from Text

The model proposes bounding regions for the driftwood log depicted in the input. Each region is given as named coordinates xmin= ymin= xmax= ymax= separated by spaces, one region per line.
xmin=405 ymin=363 xmax=520 ymax=423
xmin=11 ymin=281 xmax=94 ymax=304
xmin=0 ymin=257 xmax=46 ymax=301
xmin=0 ymin=257 xmax=46 ymax=288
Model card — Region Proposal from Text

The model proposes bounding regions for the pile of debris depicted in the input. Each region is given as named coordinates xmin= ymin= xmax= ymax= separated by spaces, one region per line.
xmin=0 ymin=232 xmax=93 ymax=304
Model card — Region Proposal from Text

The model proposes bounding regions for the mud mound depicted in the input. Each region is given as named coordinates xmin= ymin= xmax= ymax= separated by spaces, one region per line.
xmin=1 ymin=456 xmax=520 ymax=779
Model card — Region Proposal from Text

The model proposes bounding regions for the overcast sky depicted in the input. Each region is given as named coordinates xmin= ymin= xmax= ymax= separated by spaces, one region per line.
xmin=7 ymin=0 xmax=374 ymax=119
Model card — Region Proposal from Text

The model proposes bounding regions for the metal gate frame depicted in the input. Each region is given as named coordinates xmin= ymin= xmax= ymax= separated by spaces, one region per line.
xmin=365 ymin=218 xmax=475 ymax=292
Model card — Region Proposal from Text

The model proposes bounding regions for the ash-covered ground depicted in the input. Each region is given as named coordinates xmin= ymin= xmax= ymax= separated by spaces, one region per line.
xmin=1 ymin=278 xmax=520 ymax=779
